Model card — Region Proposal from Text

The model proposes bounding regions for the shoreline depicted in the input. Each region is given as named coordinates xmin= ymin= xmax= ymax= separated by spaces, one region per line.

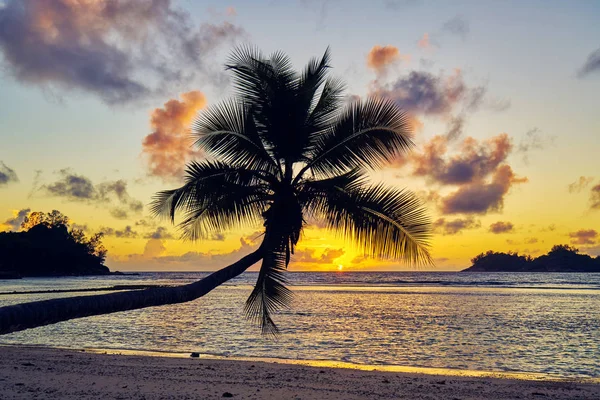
xmin=81 ymin=346 xmax=600 ymax=383
xmin=1 ymin=345 xmax=598 ymax=399
xmin=4 ymin=343 xmax=599 ymax=383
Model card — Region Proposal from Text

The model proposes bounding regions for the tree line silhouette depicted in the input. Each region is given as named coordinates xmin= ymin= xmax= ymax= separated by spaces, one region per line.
xmin=0 ymin=210 xmax=108 ymax=278
xmin=465 ymin=244 xmax=600 ymax=272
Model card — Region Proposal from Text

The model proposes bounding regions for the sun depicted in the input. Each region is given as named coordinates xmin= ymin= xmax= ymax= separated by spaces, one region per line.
xmin=337 ymin=264 xmax=344 ymax=271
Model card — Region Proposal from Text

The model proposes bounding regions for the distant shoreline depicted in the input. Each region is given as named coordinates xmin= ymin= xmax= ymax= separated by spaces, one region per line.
xmin=0 ymin=271 xmax=138 ymax=280
xmin=0 ymin=284 xmax=165 ymax=296
xmin=463 ymin=245 xmax=600 ymax=273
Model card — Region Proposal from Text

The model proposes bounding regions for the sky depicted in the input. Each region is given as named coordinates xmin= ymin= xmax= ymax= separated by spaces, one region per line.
xmin=0 ymin=0 xmax=599 ymax=272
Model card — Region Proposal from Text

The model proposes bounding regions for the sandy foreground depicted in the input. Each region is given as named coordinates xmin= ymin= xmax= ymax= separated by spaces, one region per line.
xmin=0 ymin=346 xmax=599 ymax=399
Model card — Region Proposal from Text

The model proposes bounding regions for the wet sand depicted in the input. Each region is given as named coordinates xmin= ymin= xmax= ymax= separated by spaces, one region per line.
xmin=0 ymin=345 xmax=598 ymax=399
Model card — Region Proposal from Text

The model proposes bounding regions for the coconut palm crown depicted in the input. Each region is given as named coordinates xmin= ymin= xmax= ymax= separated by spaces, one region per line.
xmin=151 ymin=47 xmax=433 ymax=334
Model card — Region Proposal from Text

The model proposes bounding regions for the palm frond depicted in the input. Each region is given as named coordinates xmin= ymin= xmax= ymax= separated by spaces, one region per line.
xmin=150 ymin=161 xmax=271 ymax=240
xmin=244 ymin=192 xmax=305 ymax=334
xmin=299 ymin=77 xmax=347 ymax=162
xmin=305 ymin=77 xmax=346 ymax=134
xmin=296 ymin=97 xmax=414 ymax=181
xmin=245 ymin=246 xmax=292 ymax=335
xmin=192 ymin=99 xmax=281 ymax=175
xmin=225 ymin=46 xmax=296 ymax=108
xmin=300 ymin=177 xmax=433 ymax=265
xmin=226 ymin=46 xmax=305 ymax=163
xmin=297 ymin=47 xmax=331 ymax=116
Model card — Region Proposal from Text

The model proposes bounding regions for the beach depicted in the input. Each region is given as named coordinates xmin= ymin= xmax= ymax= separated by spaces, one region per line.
xmin=1 ymin=346 xmax=599 ymax=400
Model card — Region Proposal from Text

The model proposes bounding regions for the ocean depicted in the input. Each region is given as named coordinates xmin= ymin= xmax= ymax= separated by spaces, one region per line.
xmin=1 ymin=272 xmax=599 ymax=378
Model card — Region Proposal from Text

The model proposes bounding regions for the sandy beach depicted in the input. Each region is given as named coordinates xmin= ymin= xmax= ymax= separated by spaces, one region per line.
xmin=0 ymin=346 xmax=598 ymax=399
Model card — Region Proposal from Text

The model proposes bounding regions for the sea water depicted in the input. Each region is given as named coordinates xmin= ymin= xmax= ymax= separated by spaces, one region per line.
xmin=1 ymin=272 xmax=599 ymax=378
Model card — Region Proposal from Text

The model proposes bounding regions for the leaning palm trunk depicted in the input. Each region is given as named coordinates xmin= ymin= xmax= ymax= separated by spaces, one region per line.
xmin=0 ymin=247 xmax=264 ymax=335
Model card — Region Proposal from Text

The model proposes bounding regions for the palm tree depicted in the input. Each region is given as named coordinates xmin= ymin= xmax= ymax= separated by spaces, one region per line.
xmin=0 ymin=48 xmax=432 ymax=336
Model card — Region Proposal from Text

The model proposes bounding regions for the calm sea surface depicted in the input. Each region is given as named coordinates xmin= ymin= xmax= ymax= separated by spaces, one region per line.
xmin=1 ymin=272 xmax=599 ymax=378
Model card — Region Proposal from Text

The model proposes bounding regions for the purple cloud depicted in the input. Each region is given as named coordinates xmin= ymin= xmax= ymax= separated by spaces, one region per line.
xmin=0 ymin=0 xmax=244 ymax=104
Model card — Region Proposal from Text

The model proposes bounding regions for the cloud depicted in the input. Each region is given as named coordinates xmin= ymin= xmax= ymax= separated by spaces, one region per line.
xmin=489 ymin=221 xmax=514 ymax=234
xmin=433 ymin=217 xmax=480 ymax=234
xmin=71 ymin=223 xmax=89 ymax=232
xmin=417 ymin=33 xmax=432 ymax=49
xmin=591 ymin=184 xmax=600 ymax=210
xmin=225 ymin=7 xmax=237 ymax=16
xmin=401 ymin=130 xmax=526 ymax=216
xmin=110 ymin=232 xmax=262 ymax=271
xmin=584 ymin=245 xmax=600 ymax=257
xmin=1 ymin=208 xmax=31 ymax=231
xmin=568 ymin=229 xmax=598 ymax=245
xmin=442 ymin=15 xmax=470 ymax=40
xmin=144 ymin=226 xmax=175 ymax=240
xmin=568 ymin=176 xmax=594 ymax=193
xmin=517 ymin=128 xmax=554 ymax=162
xmin=411 ymin=133 xmax=512 ymax=185
xmin=366 ymin=45 xmax=410 ymax=75
xmin=142 ymin=238 xmax=167 ymax=258
xmin=350 ymin=254 xmax=369 ymax=265
xmin=577 ymin=48 xmax=600 ymax=78
xmin=240 ymin=231 xmax=264 ymax=247
xmin=0 ymin=0 xmax=244 ymax=104
xmin=367 ymin=55 xmax=507 ymax=137
xmin=508 ymin=238 xmax=540 ymax=246
xmin=141 ymin=91 xmax=206 ymax=180
xmin=373 ymin=69 xmax=472 ymax=116
xmin=109 ymin=209 xmax=129 ymax=220
xmin=440 ymin=165 xmax=527 ymax=214
xmin=293 ymin=247 xmax=345 ymax=264
xmin=487 ymin=98 xmax=511 ymax=112
xmin=210 ymin=233 xmax=226 ymax=241
xmin=0 ymin=161 xmax=18 ymax=186
xmin=419 ymin=58 xmax=435 ymax=69
xmin=96 ymin=180 xmax=143 ymax=212
xmin=101 ymin=225 xmax=138 ymax=238
xmin=319 ymin=248 xmax=345 ymax=263
xmin=370 ymin=69 xmax=488 ymax=131
xmin=445 ymin=115 xmax=464 ymax=141
xmin=41 ymin=169 xmax=143 ymax=218
xmin=108 ymin=231 xmax=345 ymax=271
xmin=44 ymin=170 xmax=97 ymax=200
xmin=540 ymin=224 xmax=556 ymax=232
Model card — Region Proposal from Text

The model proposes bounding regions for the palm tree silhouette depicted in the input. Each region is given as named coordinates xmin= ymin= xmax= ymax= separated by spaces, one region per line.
xmin=0 ymin=48 xmax=432 ymax=335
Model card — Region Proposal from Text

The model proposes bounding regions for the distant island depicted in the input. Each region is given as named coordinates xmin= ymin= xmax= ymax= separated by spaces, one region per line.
xmin=0 ymin=210 xmax=110 ymax=279
xmin=463 ymin=245 xmax=600 ymax=272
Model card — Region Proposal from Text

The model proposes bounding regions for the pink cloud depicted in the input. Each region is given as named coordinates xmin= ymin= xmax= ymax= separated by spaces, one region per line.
xmin=366 ymin=45 xmax=410 ymax=74
xmin=141 ymin=91 xmax=207 ymax=180
xmin=569 ymin=229 xmax=598 ymax=245
xmin=417 ymin=33 xmax=432 ymax=49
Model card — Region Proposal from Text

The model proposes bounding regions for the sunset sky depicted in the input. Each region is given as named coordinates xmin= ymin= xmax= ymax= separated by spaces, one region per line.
xmin=0 ymin=0 xmax=599 ymax=271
